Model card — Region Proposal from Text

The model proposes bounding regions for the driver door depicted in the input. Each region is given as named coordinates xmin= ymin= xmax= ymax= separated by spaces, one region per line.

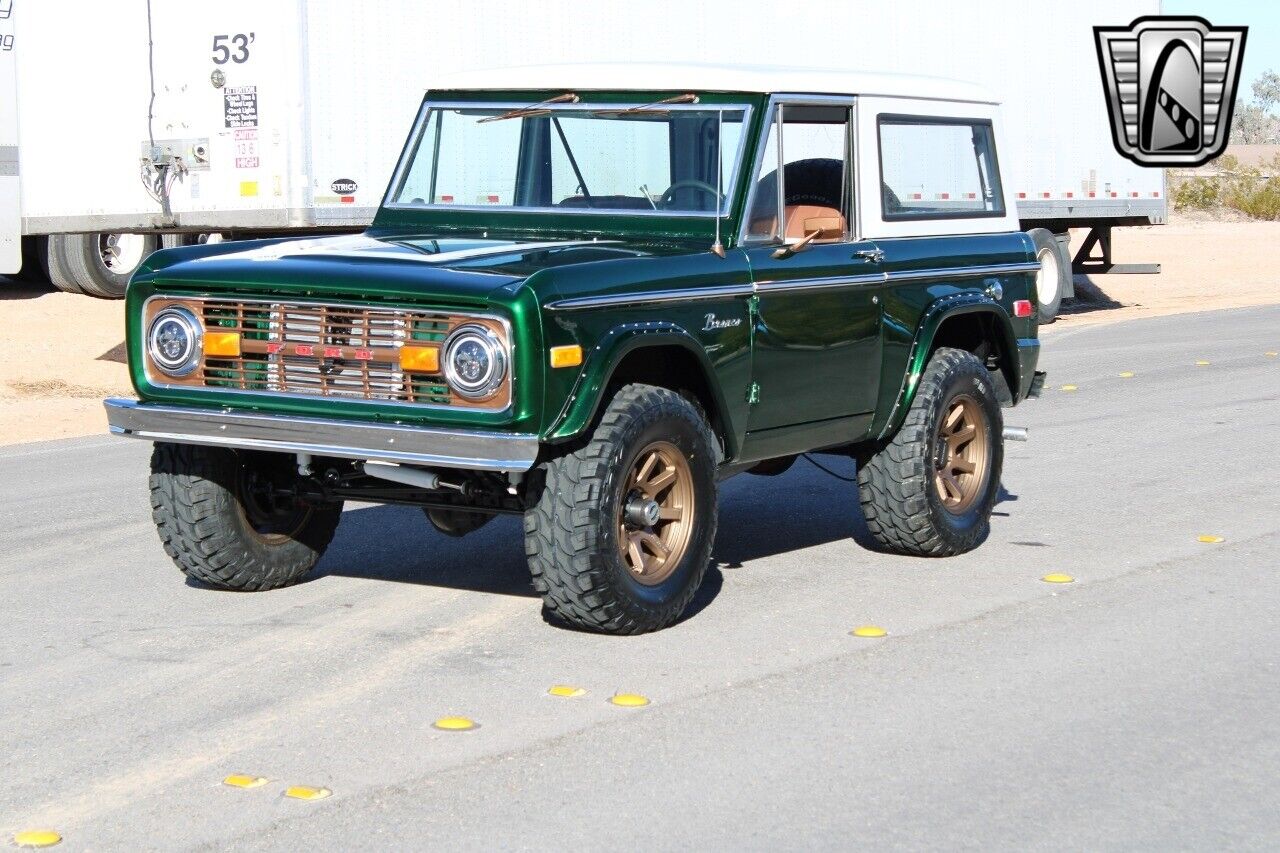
xmin=742 ymin=100 xmax=884 ymax=437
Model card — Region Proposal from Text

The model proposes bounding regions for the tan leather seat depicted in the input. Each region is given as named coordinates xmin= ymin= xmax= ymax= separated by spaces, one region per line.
xmin=749 ymin=204 xmax=846 ymax=242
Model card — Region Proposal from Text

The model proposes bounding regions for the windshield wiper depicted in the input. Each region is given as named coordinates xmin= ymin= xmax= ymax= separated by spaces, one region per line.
xmin=592 ymin=93 xmax=699 ymax=117
xmin=551 ymin=116 xmax=592 ymax=204
xmin=477 ymin=92 xmax=579 ymax=123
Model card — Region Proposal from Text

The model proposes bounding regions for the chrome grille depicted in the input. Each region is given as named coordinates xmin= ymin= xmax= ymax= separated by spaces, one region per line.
xmin=188 ymin=299 xmax=478 ymax=408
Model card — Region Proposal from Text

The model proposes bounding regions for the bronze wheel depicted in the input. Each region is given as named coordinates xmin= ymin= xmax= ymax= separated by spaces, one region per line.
xmin=525 ymin=383 xmax=718 ymax=633
xmin=618 ymin=441 xmax=696 ymax=586
xmin=858 ymin=347 xmax=1003 ymax=557
xmin=932 ymin=394 xmax=991 ymax=514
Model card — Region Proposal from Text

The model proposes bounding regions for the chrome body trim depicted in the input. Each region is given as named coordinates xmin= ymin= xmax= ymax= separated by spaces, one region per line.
xmin=141 ymin=294 xmax=515 ymax=415
xmin=545 ymin=283 xmax=754 ymax=312
xmin=885 ymin=261 xmax=1040 ymax=283
xmin=544 ymin=262 xmax=1034 ymax=311
xmin=104 ymin=398 xmax=540 ymax=472
xmin=754 ymin=272 xmax=886 ymax=294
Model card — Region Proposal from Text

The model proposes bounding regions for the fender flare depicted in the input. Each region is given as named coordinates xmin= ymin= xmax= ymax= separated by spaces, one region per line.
xmin=545 ymin=321 xmax=735 ymax=456
xmin=876 ymin=294 xmax=1018 ymax=441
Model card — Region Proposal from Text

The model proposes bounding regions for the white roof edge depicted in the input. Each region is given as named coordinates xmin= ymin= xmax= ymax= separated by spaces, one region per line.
xmin=429 ymin=63 xmax=1000 ymax=105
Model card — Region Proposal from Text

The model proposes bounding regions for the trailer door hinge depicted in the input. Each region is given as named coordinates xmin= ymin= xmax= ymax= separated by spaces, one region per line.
xmin=747 ymin=382 xmax=760 ymax=405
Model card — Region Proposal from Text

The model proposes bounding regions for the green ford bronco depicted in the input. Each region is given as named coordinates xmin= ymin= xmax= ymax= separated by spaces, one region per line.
xmin=105 ymin=65 xmax=1045 ymax=634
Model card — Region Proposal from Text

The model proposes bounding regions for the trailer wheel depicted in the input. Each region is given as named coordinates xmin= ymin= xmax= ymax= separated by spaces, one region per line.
xmin=46 ymin=232 xmax=160 ymax=299
xmin=1026 ymin=228 xmax=1066 ymax=322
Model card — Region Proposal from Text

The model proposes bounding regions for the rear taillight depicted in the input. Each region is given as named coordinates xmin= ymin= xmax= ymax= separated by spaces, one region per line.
xmin=1013 ymin=299 xmax=1034 ymax=318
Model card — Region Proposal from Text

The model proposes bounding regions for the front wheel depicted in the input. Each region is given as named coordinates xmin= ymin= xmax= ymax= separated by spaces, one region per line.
xmin=857 ymin=347 xmax=1003 ymax=556
xmin=524 ymin=384 xmax=718 ymax=634
xmin=149 ymin=443 xmax=343 ymax=590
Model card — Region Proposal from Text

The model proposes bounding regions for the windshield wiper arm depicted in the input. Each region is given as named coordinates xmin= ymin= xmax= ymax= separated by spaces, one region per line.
xmin=477 ymin=92 xmax=579 ymax=123
xmin=551 ymin=116 xmax=593 ymax=204
xmin=592 ymin=93 xmax=699 ymax=117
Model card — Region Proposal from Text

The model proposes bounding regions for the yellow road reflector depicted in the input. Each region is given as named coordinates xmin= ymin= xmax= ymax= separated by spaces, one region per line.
xmin=284 ymin=786 xmax=331 ymax=801
xmin=1196 ymin=360 xmax=1210 ymax=366
xmin=1197 ymin=535 xmax=1224 ymax=544
xmin=548 ymin=685 xmax=586 ymax=698
xmin=1119 ymin=371 xmax=1135 ymax=378
xmin=1041 ymin=573 xmax=1075 ymax=584
xmin=1266 ymin=351 xmax=1278 ymax=357
xmin=13 ymin=830 xmax=61 ymax=848
xmin=223 ymin=774 xmax=268 ymax=789
xmin=850 ymin=625 xmax=887 ymax=638
xmin=549 ymin=344 xmax=584 ymax=368
xmin=609 ymin=693 xmax=650 ymax=707
xmin=204 ymin=332 xmax=242 ymax=358
xmin=1060 ymin=384 xmax=1078 ymax=392
xmin=433 ymin=716 xmax=478 ymax=731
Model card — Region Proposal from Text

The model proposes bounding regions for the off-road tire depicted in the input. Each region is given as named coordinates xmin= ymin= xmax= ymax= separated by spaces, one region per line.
xmin=857 ymin=347 xmax=1003 ymax=556
xmin=149 ymin=443 xmax=343 ymax=590
xmin=524 ymin=384 xmax=718 ymax=634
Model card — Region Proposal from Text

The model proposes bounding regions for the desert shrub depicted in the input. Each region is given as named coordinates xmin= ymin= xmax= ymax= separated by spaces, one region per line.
xmin=1225 ymin=181 xmax=1280 ymax=219
xmin=1172 ymin=177 xmax=1221 ymax=209
xmin=1171 ymin=154 xmax=1280 ymax=219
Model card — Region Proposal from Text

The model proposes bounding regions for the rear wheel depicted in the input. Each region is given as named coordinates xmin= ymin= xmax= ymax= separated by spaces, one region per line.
xmin=523 ymin=384 xmax=718 ymax=634
xmin=857 ymin=347 xmax=1003 ymax=556
xmin=149 ymin=443 xmax=343 ymax=590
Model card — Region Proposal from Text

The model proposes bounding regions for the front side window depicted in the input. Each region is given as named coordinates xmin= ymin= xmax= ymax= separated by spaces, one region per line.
xmin=389 ymin=101 xmax=748 ymax=215
xmin=878 ymin=117 xmax=1004 ymax=220
xmin=745 ymin=103 xmax=852 ymax=242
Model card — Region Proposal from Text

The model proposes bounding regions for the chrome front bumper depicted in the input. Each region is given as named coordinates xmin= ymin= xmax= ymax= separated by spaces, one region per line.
xmin=103 ymin=398 xmax=540 ymax=472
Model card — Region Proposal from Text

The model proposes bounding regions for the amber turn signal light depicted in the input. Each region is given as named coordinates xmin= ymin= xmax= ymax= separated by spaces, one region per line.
xmin=204 ymin=331 xmax=242 ymax=357
xmin=1013 ymin=299 xmax=1034 ymax=318
xmin=399 ymin=344 xmax=440 ymax=372
xmin=549 ymin=344 xmax=583 ymax=368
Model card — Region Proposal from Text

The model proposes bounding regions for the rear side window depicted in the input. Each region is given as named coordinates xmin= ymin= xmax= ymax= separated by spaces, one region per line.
xmin=878 ymin=117 xmax=1004 ymax=220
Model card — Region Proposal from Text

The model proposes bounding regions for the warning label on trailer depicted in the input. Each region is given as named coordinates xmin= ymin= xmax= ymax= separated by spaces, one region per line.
xmin=224 ymin=86 xmax=258 ymax=128
xmin=234 ymin=127 xmax=259 ymax=169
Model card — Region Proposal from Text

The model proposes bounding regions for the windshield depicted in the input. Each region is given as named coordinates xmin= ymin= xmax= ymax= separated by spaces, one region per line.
xmin=387 ymin=101 xmax=749 ymax=215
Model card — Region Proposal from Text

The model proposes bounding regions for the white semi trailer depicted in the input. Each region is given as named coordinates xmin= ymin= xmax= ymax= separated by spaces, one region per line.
xmin=0 ymin=0 xmax=1165 ymax=315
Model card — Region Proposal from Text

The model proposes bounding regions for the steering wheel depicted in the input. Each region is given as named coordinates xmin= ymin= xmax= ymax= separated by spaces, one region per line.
xmin=658 ymin=180 xmax=722 ymax=211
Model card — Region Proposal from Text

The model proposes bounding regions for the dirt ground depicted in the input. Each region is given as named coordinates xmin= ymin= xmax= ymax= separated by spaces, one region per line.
xmin=2 ymin=217 xmax=1278 ymax=446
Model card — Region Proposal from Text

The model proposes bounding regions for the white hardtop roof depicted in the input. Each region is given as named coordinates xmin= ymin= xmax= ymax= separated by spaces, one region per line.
xmin=431 ymin=62 xmax=998 ymax=104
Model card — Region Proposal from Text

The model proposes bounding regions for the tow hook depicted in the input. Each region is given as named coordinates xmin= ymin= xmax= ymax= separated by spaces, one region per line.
xmin=1003 ymin=426 xmax=1029 ymax=442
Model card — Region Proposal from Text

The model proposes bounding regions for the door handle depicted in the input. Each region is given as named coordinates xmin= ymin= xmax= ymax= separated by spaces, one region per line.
xmin=855 ymin=248 xmax=885 ymax=263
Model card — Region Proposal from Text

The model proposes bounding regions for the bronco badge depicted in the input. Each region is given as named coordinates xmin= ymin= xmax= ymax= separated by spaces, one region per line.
xmin=703 ymin=313 xmax=742 ymax=331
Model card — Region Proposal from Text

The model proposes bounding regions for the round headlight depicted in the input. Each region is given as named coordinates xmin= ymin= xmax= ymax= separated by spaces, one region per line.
xmin=147 ymin=306 xmax=202 ymax=377
xmin=442 ymin=324 xmax=507 ymax=400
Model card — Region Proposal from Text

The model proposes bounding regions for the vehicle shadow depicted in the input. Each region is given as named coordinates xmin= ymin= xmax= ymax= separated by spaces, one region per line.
xmin=310 ymin=504 xmax=538 ymax=597
xmin=712 ymin=455 xmax=875 ymax=569
xmin=0 ymin=277 xmax=55 ymax=301
xmin=289 ymin=454 xmax=1013 ymax=615
xmin=1058 ymin=274 xmax=1126 ymax=317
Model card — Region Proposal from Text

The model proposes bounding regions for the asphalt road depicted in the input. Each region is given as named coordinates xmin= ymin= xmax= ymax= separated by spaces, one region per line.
xmin=2 ymin=306 xmax=1278 ymax=850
